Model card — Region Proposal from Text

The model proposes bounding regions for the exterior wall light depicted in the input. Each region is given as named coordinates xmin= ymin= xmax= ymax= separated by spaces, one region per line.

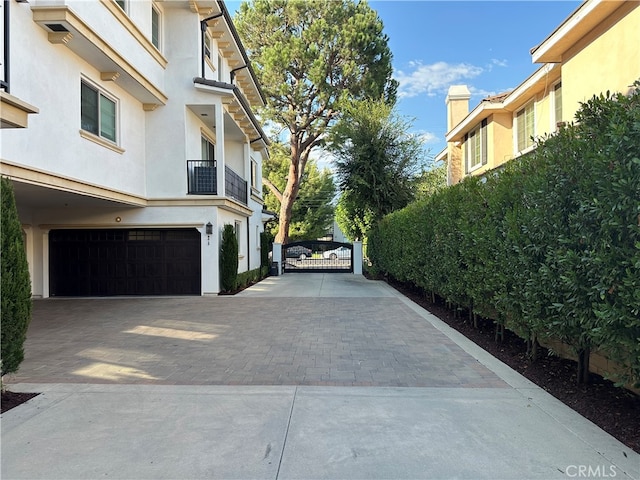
xmin=206 ymin=222 xmax=213 ymax=245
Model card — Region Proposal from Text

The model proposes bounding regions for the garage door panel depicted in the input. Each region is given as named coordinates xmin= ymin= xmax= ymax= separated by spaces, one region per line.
xmin=50 ymin=229 xmax=201 ymax=296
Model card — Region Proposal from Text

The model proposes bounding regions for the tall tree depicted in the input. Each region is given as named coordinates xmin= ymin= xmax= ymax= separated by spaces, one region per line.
xmin=263 ymin=143 xmax=335 ymax=241
xmin=328 ymin=98 xmax=426 ymax=238
xmin=235 ymin=0 xmax=397 ymax=244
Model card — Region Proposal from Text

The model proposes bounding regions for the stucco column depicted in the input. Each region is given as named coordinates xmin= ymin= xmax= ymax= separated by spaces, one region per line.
xmin=353 ymin=241 xmax=363 ymax=275
xmin=272 ymin=242 xmax=282 ymax=275
xmin=214 ymin=102 xmax=225 ymax=197
xmin=41 ymin=229 xmax=50 ymax=298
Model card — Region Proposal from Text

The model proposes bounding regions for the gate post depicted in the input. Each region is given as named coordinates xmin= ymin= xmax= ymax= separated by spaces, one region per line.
xmin=272 ymin=242 xmax=282 ymax=275
xmin=353 ymin=241 xmax=363 ymax=275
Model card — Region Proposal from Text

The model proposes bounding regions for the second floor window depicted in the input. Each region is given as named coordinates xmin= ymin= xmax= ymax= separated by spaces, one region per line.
xmin=151 ymin=5 xmax=161 ymax=50
xmin=81 ymin=80 xmax=117 ymax=143
xmin=115 ymin=0 xmax=127 ymax=14
xmin=204 ymin=33 xmax=212 ymax=61
xmin=516 ymin=102 xmax=535 ymax=152
xmin=202 ymin=136 xmax=215 ymax=160
xmin=553 ymin=82 xmax=563 ymax=127
xmin=465 ymin=119 xmax=487 ymax=173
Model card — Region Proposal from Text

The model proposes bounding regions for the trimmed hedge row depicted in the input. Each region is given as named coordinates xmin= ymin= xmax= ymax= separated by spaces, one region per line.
xmin=369 ymin=87 xmax=640 ymax=385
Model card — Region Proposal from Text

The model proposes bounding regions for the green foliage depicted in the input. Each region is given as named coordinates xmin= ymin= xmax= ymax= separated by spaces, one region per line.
xmin=236 ymin=266 xmax=269 ymax=291
xmin=219 ymin=224 xmax=239 ymax=292
xmin=334 ymin=192 xmax=375 ymax=241
xmin=369 ymin=84 xmax=640 ymax=386
xmin=416 ymin=162 xmax=447 ymax=198
xmin=329 ymin=98 xmax=426 ymax=238
xmin=263 ymin=143 xmax=335 ymax=241
xmin=260 ymin=231 xmax=273 ymax=268
xmin=1 ymin=177 xmax=32 ymax=376
xmin=235 ymin=0 xmax=397 ymax=243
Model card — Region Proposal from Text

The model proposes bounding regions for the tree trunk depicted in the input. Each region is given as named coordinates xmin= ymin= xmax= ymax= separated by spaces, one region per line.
xmin=274 ymin=156 xmax=301 ymax=245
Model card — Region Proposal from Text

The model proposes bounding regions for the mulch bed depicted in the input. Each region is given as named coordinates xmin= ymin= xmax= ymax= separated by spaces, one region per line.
xmin=1 ymin=391 xmax=39 ymax=414
xmin=384 ymin=276 xmax=639 ymax=453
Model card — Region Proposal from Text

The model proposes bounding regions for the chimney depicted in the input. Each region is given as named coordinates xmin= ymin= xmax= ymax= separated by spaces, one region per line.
xmin=445 ymin=85 xmax=471 ymax=186
xmin=446 ymin=85 xmax=471 ymax=132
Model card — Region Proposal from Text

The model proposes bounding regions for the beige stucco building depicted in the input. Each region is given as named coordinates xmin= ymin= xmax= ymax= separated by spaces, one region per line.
xmin=443 ymin=0 xmax=639 ymax=185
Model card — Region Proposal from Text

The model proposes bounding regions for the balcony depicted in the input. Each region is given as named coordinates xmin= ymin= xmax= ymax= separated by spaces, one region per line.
xmin=187 ymin=160 xmax=217 ymax=195
xmin=225 ymin=166 xmax=247 ymax=204
xmin=187 ymin=161 xmax=247 ymax=205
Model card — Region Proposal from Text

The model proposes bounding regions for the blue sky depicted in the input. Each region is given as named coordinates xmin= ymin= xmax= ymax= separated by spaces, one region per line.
xmin=229 ymin=1 xmax=581 ymax=165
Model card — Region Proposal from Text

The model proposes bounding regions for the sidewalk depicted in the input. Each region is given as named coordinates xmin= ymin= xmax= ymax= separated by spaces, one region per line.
xmin=2 ymin=274 xmax=638 ymax=479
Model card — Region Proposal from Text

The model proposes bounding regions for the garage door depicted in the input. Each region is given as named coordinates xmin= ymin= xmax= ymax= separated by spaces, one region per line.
xmin=49 ymin=229 xmax=201 ymax=296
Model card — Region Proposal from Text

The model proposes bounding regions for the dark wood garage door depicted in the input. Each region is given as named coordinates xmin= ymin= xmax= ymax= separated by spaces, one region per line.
xmin=49 ymin=229 xmax=201 ymax=296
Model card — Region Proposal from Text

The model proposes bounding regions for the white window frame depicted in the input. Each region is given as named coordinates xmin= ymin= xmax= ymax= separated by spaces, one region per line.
xmin=115 ymin=0 xmax=128 ymax=14
xmin=201 ymin=134 xmax=215 ymax=161
xmin=204 ymin=32 xmax=212 ymax=61
xmin=551 ymin=81 xmax=563 ymax=130
xmin=464 ymin=119 xmax=487 ymax=174
xmin=80 ymin=78 xmax=119 ymax=145
xmin=151 ymin=3 xmax=162 ymax=51
xmin=515 ymin=101 xmax=536 ymax=154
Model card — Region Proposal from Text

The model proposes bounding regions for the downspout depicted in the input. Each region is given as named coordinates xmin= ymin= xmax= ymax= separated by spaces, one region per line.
xmin=2 ymin=0 xmax=10 ymax=93
xmin=246 ymin=219 xmax=250 ymax=272
xmin=200 ymin=13 xmax=224 ymax=80
xmin=229 ymin=64 xmax=247 ymax=84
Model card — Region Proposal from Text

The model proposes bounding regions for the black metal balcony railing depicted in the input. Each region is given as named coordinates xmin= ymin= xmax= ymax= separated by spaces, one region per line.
xmin=225 ymin=165 xmax=248 ymax=205
xmin=187 ymin=160 xmax=217 ymax=195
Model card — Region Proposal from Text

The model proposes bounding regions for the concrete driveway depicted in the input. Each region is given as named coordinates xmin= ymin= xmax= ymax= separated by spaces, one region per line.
xmin=2 ymin=274 xmax=638 ymax=479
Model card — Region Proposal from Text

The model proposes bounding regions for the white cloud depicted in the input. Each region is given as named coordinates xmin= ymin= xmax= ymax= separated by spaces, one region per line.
xmin=395 ymin=61 xmax=484 ymax=98
xmin=416 ymin=131 xmax=438 ymax=145
xmin=489 ymin=58 xmax=508 ymax=68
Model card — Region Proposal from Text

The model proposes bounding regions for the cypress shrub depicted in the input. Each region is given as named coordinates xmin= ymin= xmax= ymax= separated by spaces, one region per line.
xmin=260 ymin=230 xmax=272 ymax=268
xmin=1 ymin=177 xmax=32 ymax=375
xmin=219 ymin=224 xmax=238 ymax=292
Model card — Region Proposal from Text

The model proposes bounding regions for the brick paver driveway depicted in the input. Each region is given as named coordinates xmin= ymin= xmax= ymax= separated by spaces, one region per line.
xmin=11 ymin=277 xmax=506 ymax=388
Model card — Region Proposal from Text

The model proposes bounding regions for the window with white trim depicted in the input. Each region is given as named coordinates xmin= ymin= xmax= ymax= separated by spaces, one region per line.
xmin=204 ymin=33 xmax=212 ymax=61
xmin=516 ymin=101 xmax=535 ymax=152
xmin=81 ymin=80 xmax=117 ymax=143
xmin=553 ymin=82 xmax=562 ymax=128
xmin=115 ymin=0 xmax=127 ymax=14
xmin=234 ymin=220 xmax=242 ymax=255
xmin=251 ymin=159 xmax=258 ymax=189
xmin=464 ymin=119 xmax=487 ymax=173
xmin=201 ymin=135 xmax=215 ymax=160
xmin=151 ymin=4 xmax=161 ymax=50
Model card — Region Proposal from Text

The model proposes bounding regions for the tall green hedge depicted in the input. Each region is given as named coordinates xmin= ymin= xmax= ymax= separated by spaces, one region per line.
xmin=369 ymin=85 xmax=640 ymax=386
xmin=1 ymin=177 xmax=32 ymax=376
xmin=219 ymin=224 xmax=239 ymax=292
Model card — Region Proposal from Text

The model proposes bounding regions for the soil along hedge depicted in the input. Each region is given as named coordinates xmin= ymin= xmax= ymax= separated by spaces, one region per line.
xmin=1 ymin=177 xmax=32 ymax=376
xmin=369 ymin=85 xmax=640 ymax=386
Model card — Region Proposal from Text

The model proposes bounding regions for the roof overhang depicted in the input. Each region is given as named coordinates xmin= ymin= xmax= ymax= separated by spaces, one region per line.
xmin=0 ymin=92 xmax=39 ymax=128
xmin=531 ymin=0 xmax=629 ymax=63
xmin=31 ymin=5 xmax=168 ymax=108
xmin=445 ymin=63 xmax=560 ymax=143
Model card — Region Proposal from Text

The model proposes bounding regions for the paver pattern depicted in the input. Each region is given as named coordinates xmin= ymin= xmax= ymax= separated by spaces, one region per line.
xmin=11 ymin=296 xmax=506 ymax=388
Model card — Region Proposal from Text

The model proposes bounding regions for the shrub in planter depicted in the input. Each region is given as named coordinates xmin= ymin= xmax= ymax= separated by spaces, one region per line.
xmin=1 ymin=177 xmax=32 ymax=375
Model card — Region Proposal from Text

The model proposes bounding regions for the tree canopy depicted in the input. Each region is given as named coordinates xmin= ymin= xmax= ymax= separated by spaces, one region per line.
xmin=328 ymin=98 xmax=426 ymax=239
xmin=235 ymin=0 xmax=397 ymax=244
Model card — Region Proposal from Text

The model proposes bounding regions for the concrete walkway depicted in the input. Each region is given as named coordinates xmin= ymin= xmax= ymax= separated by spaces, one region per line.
xmin=2 ymin=274 xmax=639 ymax=479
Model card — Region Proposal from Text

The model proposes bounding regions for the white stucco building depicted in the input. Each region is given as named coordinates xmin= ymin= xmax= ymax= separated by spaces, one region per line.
xmin=1 ymin=0 xmax=269 ymax=296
